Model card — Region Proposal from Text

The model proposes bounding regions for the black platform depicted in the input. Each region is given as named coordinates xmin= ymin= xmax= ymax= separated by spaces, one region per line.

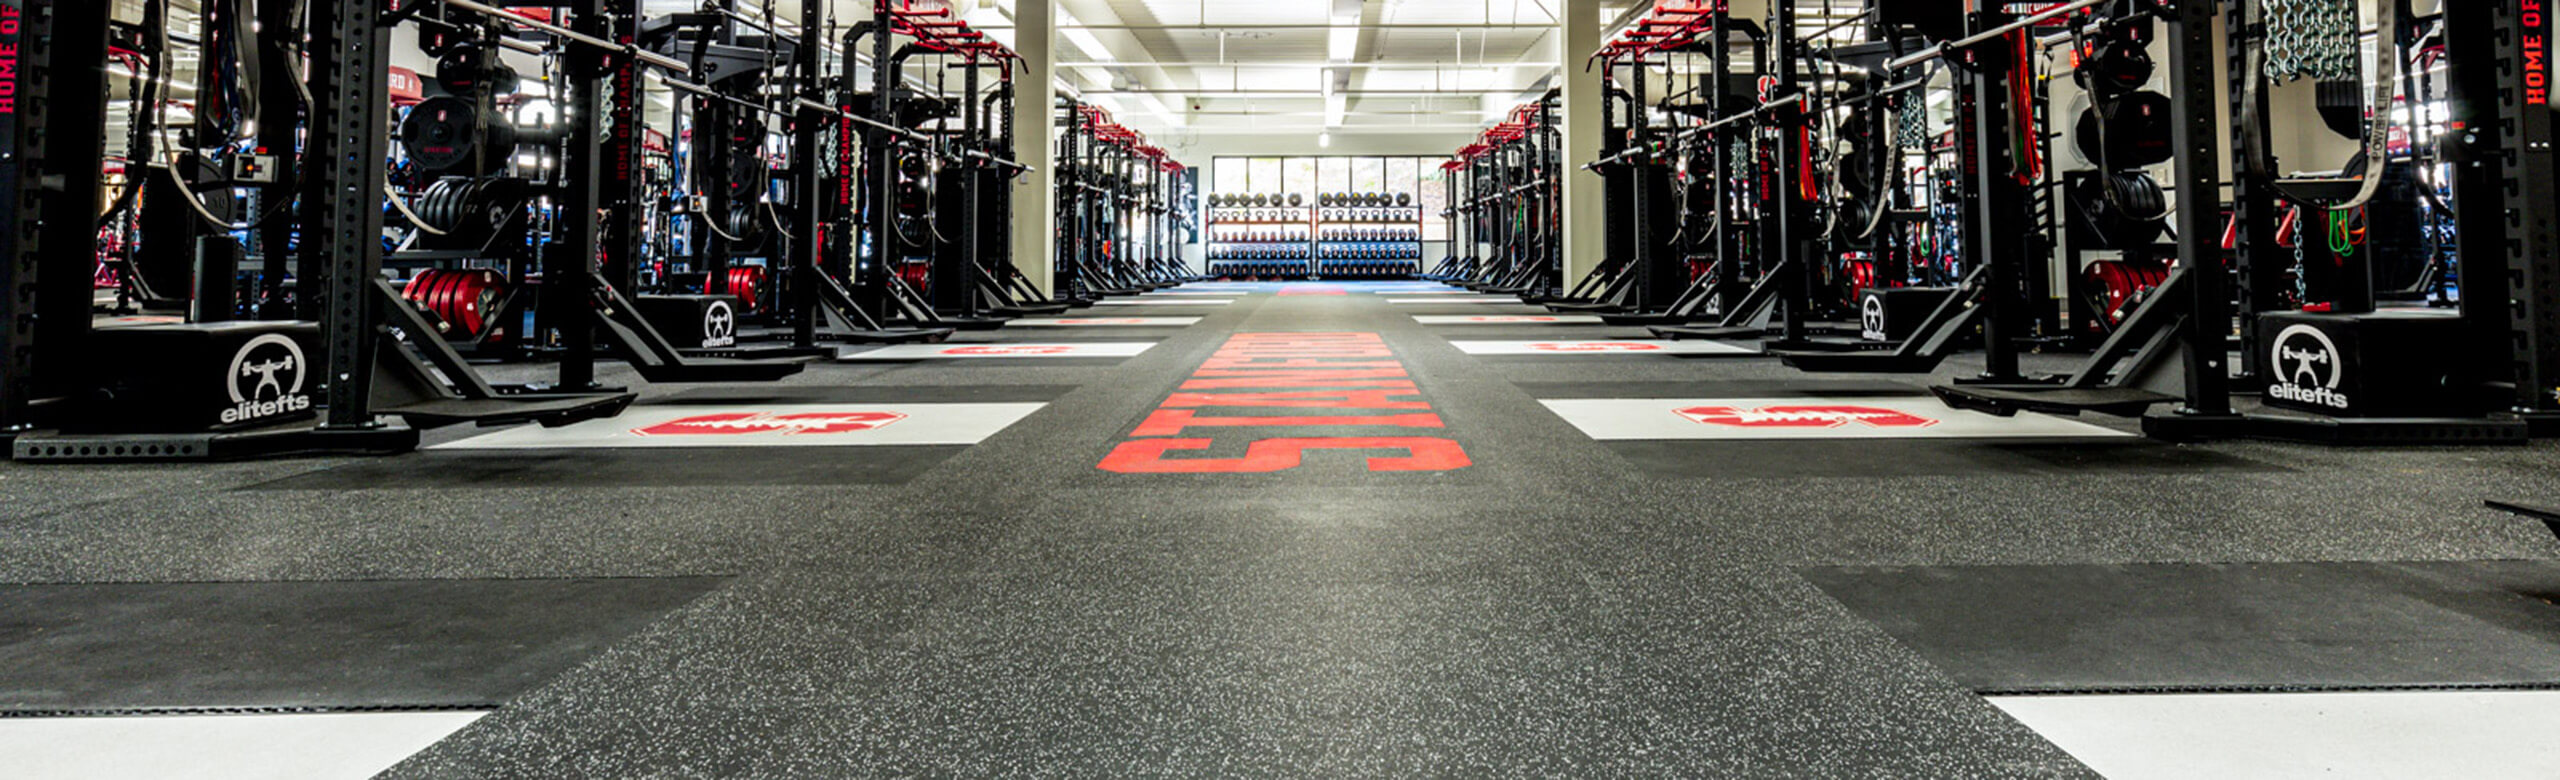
xmin=10 ymin=423 xmax=428 ymax=462
xmin=1770 ymin=349 xmax=1950 ymax=373
xmin=1805 ymin=561 xmax=2560 ymax=694
xmin=388 ymin=392 xmax=639 ymax=429
xmin=1648 ymin=324 xmax=1766 ymax=341
xmin=630 ymin=356 xmax=811 ymax=383
xmin=1933 ymin=385 xmax=2180 ymax=418
xmin=0 ymin=577 xmax=723 ymax=714
xmin=1599 ymin=310 xmax=1706 ymax=326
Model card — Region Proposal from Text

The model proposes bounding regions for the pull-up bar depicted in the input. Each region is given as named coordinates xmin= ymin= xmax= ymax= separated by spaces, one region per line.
xmin=1881 ymin=0 xmax=2112 ymax=72
xmin=437 ymin=0 xmax=952 ymax=145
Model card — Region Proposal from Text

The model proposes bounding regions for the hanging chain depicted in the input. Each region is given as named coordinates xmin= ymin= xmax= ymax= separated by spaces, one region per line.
xmin=2263 ymin=0 xmax=2358 ymax=83
xmin=1897 ymin=94 xmax=1927 ymax=151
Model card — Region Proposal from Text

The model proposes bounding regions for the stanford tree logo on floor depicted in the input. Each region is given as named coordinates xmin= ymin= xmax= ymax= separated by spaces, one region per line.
xmin=1675 ymin=405 xmax=1938 ymax=428
xmin=632 ymin=411 xmax=906 ymax=436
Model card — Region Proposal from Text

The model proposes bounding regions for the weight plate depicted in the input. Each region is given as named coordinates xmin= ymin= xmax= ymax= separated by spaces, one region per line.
xmin=2083 ymin=36 xmax=2154 ymax=97
xmin=424 ymin=269 xmax=459 ymax=331
xmin=435 ymin=45 xmax=486 ymax=95
xmin=427 ymin=269 xmax=461 ymax=333
xmin=402 ymin=269 xmax=438 ymax=306
xmin=422 ymin=179 xmax=457 ymax=233
xmin=2074 ymin=91 xmax=2176 ymax=169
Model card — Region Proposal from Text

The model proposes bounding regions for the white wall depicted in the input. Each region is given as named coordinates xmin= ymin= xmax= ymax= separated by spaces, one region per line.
xmin=1165 ymin=130 xmax=1475 ymax=276
xmin=1159 ymin=131 xmax=1480 ymax=161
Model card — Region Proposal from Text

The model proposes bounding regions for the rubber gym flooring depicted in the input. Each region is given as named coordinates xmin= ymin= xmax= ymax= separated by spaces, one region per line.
xmin=6 ymin=281 xmax=2560 ymax=776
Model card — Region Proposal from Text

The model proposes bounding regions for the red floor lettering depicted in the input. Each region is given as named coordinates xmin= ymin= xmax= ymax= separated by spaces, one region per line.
xmin=1131 ymin=410 xmax=1443 ymax=437
xmin=1199 ymin=358 xmax=1404 ymax=370
xmin=1213 ymin=352 xmax=1396 ymax=360
xmin=1160 ymin=390 xmax=1430 ymax=410
xmin=1100 ymin=332 xmax=1469 ymax=473
xmin=1187 ymin=368 xmax=1408 ymax=380
xmin=1179 ymin=377 xmax=1421 ymax=390
xmin=1099 ymin=437 xmax=1472 ymax=473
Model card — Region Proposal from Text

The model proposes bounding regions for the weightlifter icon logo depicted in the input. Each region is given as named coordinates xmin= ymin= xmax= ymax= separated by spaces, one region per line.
xmin=2266 ymin=324 xmax=2350 ymax=409
xmin=1860 ymin=295 xmax=1888 ymax=340
xmin=222 ymin=334 xmax=315 ymax=424
xmin=702 ymin=301 xmax=737 ymax=348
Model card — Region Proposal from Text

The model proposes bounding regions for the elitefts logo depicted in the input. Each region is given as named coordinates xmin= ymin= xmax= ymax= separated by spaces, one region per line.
xmin=702 ymin=300 xmax=737 ymax=348
xmin=222 ymin=334 xmax=314 ymax=424
xmin=2266 ymin=324 xmax=2349 ymax=409
xmin=1860 ymin=295 xmax=1888 ymax=341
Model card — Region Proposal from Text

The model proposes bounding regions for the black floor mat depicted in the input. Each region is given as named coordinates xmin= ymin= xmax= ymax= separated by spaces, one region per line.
xmin=246 ymin=447 xmax=968 ymax=489
xmin=1804 ymin=561 xmax=2560 ymax=694
xmin=1605 ymin=439 xmax=2275 ymax=478
xmin=0 ymin=577 xmax=722 ymax=714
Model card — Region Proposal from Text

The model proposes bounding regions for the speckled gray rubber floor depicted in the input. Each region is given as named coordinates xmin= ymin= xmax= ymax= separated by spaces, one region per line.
xmin=2 ymin=281 xmax=2556 ymax=777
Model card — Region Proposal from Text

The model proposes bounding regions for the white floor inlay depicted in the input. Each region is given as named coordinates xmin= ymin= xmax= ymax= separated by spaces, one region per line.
xmin=1538 ymin=396 xmax=2132 ymax=440
xmin=0 ymin=710 xmax=486 ymax=780
xmin=1992 ymin=691 xmax=2560 ymax=780
xmin=1411 ymin=314 xmax=1604 ymax=325
xmin=1090 ymin=298 xmax=1234 ymax=306
xmin=1004 ymin=317 xmax=1202 ymax=327
xmin=435 ymin=403 xmax=1046 ymax=449
xmin=1451 ymin=340 xmax=1756 ymax=356
xmin=841 ymin=342 xmax=1157 ymax=360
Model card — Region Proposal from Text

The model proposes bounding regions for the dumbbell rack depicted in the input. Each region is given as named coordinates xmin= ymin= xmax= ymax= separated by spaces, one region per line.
xmin=1313 ymin=199 xmax=1423 ymax=279
xmin=1205 ymin=202 xmax=1314 ymax=279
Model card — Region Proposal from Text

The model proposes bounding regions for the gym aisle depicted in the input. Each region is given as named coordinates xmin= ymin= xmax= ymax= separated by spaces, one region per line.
xmin=12 ymin=0 xmax=2560 ymax=776
xmin=7 ymin=283 xmax=2558 ymax=776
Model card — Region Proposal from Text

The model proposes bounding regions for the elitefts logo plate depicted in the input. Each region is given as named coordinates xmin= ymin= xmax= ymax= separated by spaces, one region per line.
xmin=223 ymin=334 xmax=314 ymax=425
xmin=2265 ymin=324 xmax=2351 ymax=410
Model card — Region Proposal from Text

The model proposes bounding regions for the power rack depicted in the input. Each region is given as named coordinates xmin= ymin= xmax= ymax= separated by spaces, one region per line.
xmin=0 ymin=0 xmax=1119 ymax=461
xmin=1446 ymin=94 xmax=1565 ymax=298
xmin=1055 ymin=100 xmax=1194 ymax=299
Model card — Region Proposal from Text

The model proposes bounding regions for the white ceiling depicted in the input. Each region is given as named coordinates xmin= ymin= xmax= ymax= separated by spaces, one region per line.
xmin=966 ymin=0 xmax=1627 ymax=139
xmin=98 ymin=0 xmax=1874 ymax=157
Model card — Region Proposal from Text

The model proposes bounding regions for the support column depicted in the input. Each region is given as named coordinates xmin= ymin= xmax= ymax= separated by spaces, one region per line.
xmin=1559 ymin=0 xmax=1604 ymax=285
xmin=308 ymin=0 xmax=392 ymax=427
xmin=1010 ymin=0 xmax=1057 ymax=295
